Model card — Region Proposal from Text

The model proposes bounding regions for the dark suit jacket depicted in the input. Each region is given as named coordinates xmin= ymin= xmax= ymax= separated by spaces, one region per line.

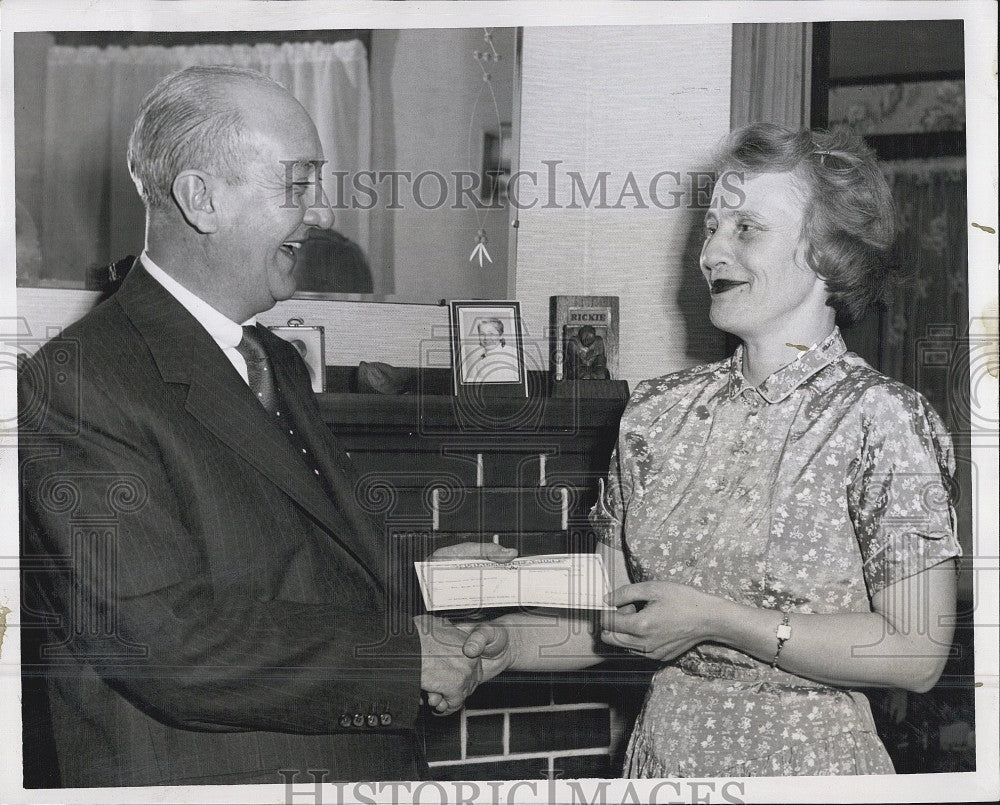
xmin=19 ymin=264 xmax=426 ymax=787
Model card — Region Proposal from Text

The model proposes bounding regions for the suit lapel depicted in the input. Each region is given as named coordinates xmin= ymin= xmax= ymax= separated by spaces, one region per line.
xmin=114 ymin=265 xmax=374 ymax=573
xmin=183 ymin=378 xmax=360 ymax=540
xmin=267 ymin=338 xmax=387 ymax=585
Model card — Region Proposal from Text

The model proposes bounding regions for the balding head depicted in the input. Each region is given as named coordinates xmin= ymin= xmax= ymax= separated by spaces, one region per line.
xmin=127 ymin=65 xmax=299 ymax=209
xmin=130 ymin=64 xmax=332 ymax=321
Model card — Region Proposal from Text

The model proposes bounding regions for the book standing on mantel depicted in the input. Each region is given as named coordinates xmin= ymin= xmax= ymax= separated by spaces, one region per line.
xmin=550 ymin=295 xmax=620 ymax=383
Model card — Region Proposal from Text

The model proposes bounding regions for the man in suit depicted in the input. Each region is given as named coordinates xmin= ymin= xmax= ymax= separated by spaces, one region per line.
xmin=19 ymin=65 xmax=504 ymax=787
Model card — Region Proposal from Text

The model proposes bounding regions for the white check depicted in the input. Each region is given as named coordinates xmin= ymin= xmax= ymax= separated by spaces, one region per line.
xmin=414 ymin=553 xmax=614 ymax=611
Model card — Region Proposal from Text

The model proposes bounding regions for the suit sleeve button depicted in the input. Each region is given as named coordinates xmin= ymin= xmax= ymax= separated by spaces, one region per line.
xmin=352 ymin=714 xmax=365 ymax=727
xmin=366 ymin=714 xmax=379 ymax=727
xmin=339 ymin=714 xmax=352 ymax=728
xmin=380 ymin=712 xmax=393 ymax=726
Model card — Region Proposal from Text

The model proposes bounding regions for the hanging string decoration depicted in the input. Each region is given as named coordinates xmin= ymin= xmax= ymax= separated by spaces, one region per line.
xmin=468 ymin=28 xmax=503 ymax=268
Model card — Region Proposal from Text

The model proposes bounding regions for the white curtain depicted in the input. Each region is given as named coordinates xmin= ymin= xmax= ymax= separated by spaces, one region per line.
xmin=40 ymin=41 xmax=371 ymax=286
xmin=730 ymin=23 xmax=812 ymax=130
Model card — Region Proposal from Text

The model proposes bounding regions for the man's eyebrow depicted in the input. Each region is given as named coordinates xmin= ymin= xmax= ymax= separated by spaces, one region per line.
xmin=708 ymin=205 xmax=764 ymax=219
xmin=281 ymin=159 xmax=325 ymax=179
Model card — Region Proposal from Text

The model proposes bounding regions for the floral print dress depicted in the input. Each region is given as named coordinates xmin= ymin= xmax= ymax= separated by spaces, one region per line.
xmin=592 ymin=329 xmax=961 ymax=777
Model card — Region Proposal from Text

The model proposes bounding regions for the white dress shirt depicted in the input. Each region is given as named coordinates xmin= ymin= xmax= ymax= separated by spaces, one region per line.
xmin=461 ymin=342 xmax=521 ymax=384
xmin=140 ymin=252 xmax=254 ymax=385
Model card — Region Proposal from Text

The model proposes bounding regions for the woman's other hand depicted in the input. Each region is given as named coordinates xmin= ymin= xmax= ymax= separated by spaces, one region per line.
xmin=599 ymin=580 xmax=726 ymax=661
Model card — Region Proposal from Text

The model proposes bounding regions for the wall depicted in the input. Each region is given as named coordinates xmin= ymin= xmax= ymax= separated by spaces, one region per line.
xmin=421 ymin=678 xmax=628 ymax=781
xmin=14 ymin=288 xmax=450 ymax=369
xmin=16 ymin=25 xmax=732 ymax=386
xmin=12 ymin=32 xmax=52 ymax=228
xmin=515 ymin=25 xmax=731 ymax=385
xmin=369 ymin=28 xmax=514 ymax=303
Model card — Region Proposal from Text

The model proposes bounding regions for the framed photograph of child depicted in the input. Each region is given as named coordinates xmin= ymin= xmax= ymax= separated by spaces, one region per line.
xmin=268 ymin=324 xmax=326 ymax=393
xmin=450 ymin=301 xmax=528 ymax=396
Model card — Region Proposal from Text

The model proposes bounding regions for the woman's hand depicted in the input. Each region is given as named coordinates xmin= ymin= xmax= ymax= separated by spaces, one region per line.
xmin=599 ymin=580 xmax=728 ymax=661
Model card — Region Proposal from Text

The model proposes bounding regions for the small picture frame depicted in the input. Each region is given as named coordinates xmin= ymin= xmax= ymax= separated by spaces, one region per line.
xmin=269 ymin=323 xmax=326 ymax=393
xmin=450 ymin=301 xmax=528 ymax=396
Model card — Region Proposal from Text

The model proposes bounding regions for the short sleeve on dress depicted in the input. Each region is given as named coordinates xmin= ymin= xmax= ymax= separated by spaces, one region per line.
xmin=849 ymin=385 xmax=962 ymax=595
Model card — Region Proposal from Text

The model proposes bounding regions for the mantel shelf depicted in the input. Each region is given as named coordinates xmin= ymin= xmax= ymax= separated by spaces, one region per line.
xmin=316 ymin=392 xmax=627 ymax=431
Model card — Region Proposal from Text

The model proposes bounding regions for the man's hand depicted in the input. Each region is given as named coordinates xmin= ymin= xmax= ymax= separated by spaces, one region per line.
xmin=428 ymin=541 xmax=518 ymax=563
xmin=418 ymin=543 xmax=516 ymax=714
xmin=415 ymin=614 xmax=491 ymax=716
xmin=458 ymin=619 xmax=514 ymax=685
xmin=423 ymin=620 xmax=513 ymax=714
xmin=458 ymin=621 xmax=509 ymax=661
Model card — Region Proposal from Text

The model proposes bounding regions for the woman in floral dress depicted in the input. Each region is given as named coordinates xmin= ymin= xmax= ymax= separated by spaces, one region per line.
xmin=456 ymin=123 xmax=961 ymax=777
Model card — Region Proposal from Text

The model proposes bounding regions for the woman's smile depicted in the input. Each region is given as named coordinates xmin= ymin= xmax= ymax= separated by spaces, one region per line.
xmin=710 ymin=278 xmax=750 ymax=294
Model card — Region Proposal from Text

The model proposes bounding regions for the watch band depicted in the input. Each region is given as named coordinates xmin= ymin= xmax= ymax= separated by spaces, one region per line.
xmin=771 ymin=611 xmax=792 ymax=668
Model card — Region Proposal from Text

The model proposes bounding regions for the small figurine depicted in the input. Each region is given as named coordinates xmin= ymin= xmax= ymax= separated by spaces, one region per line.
xmin=564 ymin=324 xmax=610 ymax=380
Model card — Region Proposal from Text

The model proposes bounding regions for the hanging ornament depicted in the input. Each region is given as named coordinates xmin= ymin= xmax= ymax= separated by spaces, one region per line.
xmin=469 ymin=228 xmax=493 ymax=268
xmin=467 ymin=28 xmax=504 ymax=268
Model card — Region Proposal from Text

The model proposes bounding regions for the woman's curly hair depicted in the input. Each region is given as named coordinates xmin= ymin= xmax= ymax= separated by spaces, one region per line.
xmin=717 ymin=123 xmax=899 ymax=327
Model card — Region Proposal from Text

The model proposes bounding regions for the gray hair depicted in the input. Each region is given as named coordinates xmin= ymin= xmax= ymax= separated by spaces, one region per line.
xmin=127 ymin=65 xmax=284 ymax=209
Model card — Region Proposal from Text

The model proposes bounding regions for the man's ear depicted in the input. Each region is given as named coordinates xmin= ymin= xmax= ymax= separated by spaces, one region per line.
xmin=171 ymin=170 xmax=220 ymax=233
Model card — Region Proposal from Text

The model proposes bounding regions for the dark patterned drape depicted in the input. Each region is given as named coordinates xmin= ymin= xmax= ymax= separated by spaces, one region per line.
xmin=867 ymin=159 xmax=975 ymax=775
xmin=880 ymin=159 xmax=969 ymax=439
xmin=879 ymin=160 xmax=972 ymax=562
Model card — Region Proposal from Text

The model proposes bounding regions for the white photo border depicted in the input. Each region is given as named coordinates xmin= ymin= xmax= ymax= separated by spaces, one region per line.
xmin=449 ymin=299 xmax=528 ymax=396
xmin=268 ymin=325 xmax=326 ymax=393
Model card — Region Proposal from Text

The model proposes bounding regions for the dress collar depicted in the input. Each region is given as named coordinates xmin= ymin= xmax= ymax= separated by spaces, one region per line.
xmin=727 ymin=328 xmax=847 ymax=404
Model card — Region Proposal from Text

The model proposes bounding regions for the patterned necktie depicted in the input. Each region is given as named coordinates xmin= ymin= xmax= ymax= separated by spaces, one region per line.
xmin=236 ymin=326 xmax=330 ymax=489
xmin=236 ymin=325 xmax=279 ymax=415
